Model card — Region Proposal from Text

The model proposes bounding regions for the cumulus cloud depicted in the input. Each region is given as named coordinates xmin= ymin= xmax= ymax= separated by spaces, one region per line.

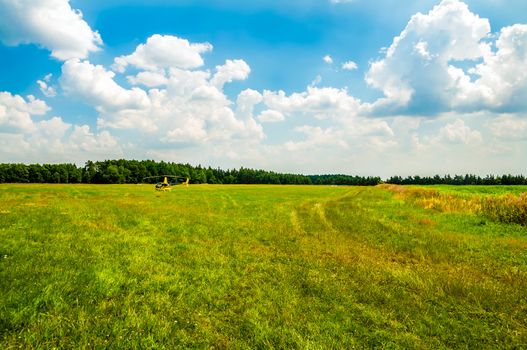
xmin=283 ymin=121 xmax=395 ymax=155
xmin=0 ymin=91 xmax=122 ymax=163
xmin=260 ymin=84 xmax=397 ymax=156
xmin=342 ymin=61 xmax=358 ymax=70
xmin=349 ymin=118 xmax=394 ymax=138
xmin=0 ymin=0 xmax=102 ymax=60
xmin=36 ymin=116 xmax=71 ymax=139
xmin=0 ymin=92 xmax=49 ymax=133
xmin=236 ymin=89 xmax=262 ymax=119
xmin=468 ymin=24 xmax=527 ymax=112
xmin=162 ymin=118 xmax=208 ymax=144
xmin=166 ymin=68 xmax=211 ymax=97
xmin=210 ymin=59 xmax=251 ymax=88
xmin=257 ymin=110 xmax=285 ymax=123
xmin=68 ymin=126 xmax=121 ymax=155
xmin=263 ymin=86 xmax=361 ymax=121
xmin=127 ymin=71 xmax=168 ymax=88
xmin=364 ymin=0 xmax=527 ymax=118
xmin=59 ymin=36 xmax=263 ymax=147
xmin=285 ymin=126 xmax=347 ymax=152
xmin=488 ymin=115 xmax=527 ymax=140
xmin=234 ymin=89 xmax=265 ymax=140
xmin=22 ymin=120 xmax=123 ymax=163
xmin=112 ymin=34 xmax=212 ymax=73
xmin=323 ymin=55 xmax=333 ymax=64
xmin=60 ymin=59 xmax=151 ymax=130
xmin=438 ymin=119 xmax=482 ymax=144
xmin=37 ymin=74 xmax=57 ymax=97
xmin=365 ymin=0 xmax=491 ymax=115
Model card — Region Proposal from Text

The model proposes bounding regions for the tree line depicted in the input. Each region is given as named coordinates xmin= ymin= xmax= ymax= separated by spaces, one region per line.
xmin=1 ymin=161 xmax=525 ymax=186
xmin=0 ymin=160 xmax=381 ymax=186
xmin=386 ymin=174 xmax=527 ymax=185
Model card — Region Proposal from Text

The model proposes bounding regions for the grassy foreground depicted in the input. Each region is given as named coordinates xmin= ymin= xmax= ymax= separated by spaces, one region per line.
xmin=0 ymin=184 xmax=526 ymax=349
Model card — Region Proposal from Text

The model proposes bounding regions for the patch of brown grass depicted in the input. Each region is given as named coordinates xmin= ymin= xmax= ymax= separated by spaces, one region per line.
xmin=481 ymin=193 xmax=527 ymax=226
xmin=380 ymin=184 xmax=527 ymax=226
xmin=379 ymin=184 xmax=480 ymax=214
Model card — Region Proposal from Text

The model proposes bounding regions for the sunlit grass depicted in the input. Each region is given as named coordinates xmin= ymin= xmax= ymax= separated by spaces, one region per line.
xmin=382 ymin=184 xmax=527 ymax=226
xmin=1 ymin=184 xmax=526 ymax=348
xmin=481 ymin=193 xmax=527 ymax=226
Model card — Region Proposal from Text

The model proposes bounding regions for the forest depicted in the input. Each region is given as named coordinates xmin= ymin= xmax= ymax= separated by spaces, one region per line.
xmin=386 ymin=174 xmax=527 ymax=185
xmin=0 ymin=160 xmax=525 ymax=186
xmin=0 ymin=160 xmax=381 ymax=186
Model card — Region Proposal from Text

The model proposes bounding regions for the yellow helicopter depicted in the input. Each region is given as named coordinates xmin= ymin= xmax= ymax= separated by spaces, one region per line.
xmin=143 ymin=175 xmax=190 ymax=191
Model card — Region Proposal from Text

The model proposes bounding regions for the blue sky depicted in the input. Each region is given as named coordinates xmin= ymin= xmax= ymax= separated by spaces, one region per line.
xmin=1 ymin=0 xmax=526 ymax=177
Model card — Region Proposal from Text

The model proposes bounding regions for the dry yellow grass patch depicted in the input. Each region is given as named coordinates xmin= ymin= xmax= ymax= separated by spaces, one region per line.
xmin=379 ymin=184 xmax=481 ymax=214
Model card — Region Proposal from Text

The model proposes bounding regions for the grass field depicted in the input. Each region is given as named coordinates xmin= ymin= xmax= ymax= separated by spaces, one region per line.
xmin=1 ymin=184 xmax=526 ymax=348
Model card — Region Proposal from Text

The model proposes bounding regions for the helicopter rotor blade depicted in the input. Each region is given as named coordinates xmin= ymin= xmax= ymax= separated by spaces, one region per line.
xmin=142 ymin=175 xmax=190 ymax=183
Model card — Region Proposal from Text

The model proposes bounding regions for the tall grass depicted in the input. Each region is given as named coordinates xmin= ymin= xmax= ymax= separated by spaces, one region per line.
xmin=481 ymin=193 xmax=527 ymax=226
xmin=379 ymin=184 xmax=481 ymax=213
xmin=380 ymin=184 xmax=527 ymax=226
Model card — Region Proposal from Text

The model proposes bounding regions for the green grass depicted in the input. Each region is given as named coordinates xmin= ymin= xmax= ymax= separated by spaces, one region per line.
xmin=1 ymin=184 xmax=526 ymax=349
xmin=429 ymin=184 xmax=527 ymax=196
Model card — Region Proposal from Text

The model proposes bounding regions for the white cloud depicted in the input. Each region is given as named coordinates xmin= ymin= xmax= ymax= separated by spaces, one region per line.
xmin=363 ymin=1 xmax=527 ymax=118
xmin=283 ymin=121 xmax=395 ymax=155
xmin=68 ymin=126 xmax=121 ymax=155
xmin=162 ymin=118 xmax=207 ymax=143
xmin=37 ymin=77 xmax=57 ymax=98
xmin=438 ymin=119 xmax=482 ymax=144
xmin=22 ymin=119 xmax=123 ymax=163
xmin=59 ymin=36 xmax=263 ymax=147
xmin=260 ymin=84 xmax=396 ymax=156
xmin=0 ymin=134 xmax=32 ymax=161
xmin=285 ymin=126 xmax=347 ymax=151
xmin=0 ymin=92 xmax=122 ymax=163
xmin=210 ymin=59 xmax=251 ymax=88
xmin=127 ymin=71 xmax=168 ymax=88
xmin=60 ymin=59 xmax=151 ymax=130
xmin=413 ymin=41 xmax=433 ymax=61
xmin=148 ymin=71 xmax=261 ymax=143
xmin=488 ymin=114 xmax=527 ymax=140
xmin=236 ymin=89 xmax=262 ymax=118
xmin=0 ymin=92 xmax=50 ymax=133
xmin=263 ymin=86 xmax=361 ymax=121
xmin=36 ymin=116 xmax=71 ymax=139
xmin=234 ymin=89 xmax=265 ymax=140
xmin=365 ymin=0 xmax=491 ymax=115
xmin=467 ymin=24 xmax=527 ymax=112
xmin=310 ymin=75 xmax=322 ymax=87
xmin=166 ymin=68 xmax=212 ymax=97
xmin=257 ymin=110 xmax=285 ymax=123
xmin=323 ymin=55 xmax=333 ymax=64
xmin=0 ymin=0 xmax=102 ymax=60
xmin=349 ymin=118 xmax=394 ymax=138
xmin=342 ymin=60 xmax=358 ymax=70
xmin=112 ymin=34 xmax=212 ymax=73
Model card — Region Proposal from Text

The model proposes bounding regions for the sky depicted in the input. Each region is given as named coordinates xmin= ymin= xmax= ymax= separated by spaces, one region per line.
xmin=0 ymin=0 xmax=526 ymax=178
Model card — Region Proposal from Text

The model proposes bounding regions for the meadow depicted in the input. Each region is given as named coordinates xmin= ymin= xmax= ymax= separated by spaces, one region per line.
xmin=0 ymin=184 xmax=526 ymax=349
